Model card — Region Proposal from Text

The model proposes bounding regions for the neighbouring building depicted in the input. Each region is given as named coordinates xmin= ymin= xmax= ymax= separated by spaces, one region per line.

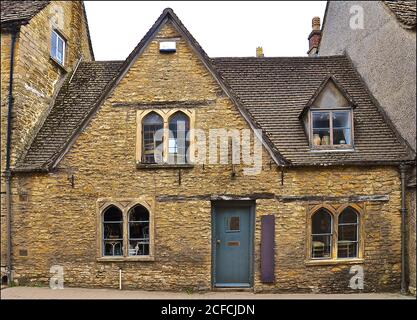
xmin=317 ymin=0 xmax=416 ymax=295
xmin=1 ymin=1 xmax=415 ymax=293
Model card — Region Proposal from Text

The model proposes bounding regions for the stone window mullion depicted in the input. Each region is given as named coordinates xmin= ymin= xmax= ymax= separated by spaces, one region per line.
xmin=332 ymin=212 xmax=339 ymax=260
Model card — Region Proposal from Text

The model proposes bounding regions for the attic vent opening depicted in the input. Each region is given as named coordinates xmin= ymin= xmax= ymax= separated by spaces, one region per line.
xmin=159 ymin=41 xmax=176 ymax=53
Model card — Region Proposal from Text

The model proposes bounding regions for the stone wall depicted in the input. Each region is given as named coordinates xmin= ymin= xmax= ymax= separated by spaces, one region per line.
xmin=6 ymin=22 xmax=404 ymax=292
xmin=407 ymin=186 xmax=416 ymax=295
xmin=318 ymin=1 xmax=416 ymax=295
xmin=1 ymin=1 xmax=93 ymax=270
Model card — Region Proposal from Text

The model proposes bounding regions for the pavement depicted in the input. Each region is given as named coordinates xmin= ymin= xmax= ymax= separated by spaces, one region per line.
xmin=1 ymin=286 xmax=415 ymax=299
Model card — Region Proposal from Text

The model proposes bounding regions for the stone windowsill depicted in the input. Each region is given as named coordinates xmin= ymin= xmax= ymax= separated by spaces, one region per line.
xmin=305 ymin=258 xmax=364 ymax=266
xmin=50 ymin=56 xmax=68 ymax=73
xmin=97 ymin=256 xmax=155 ymax=262
xmin=136 ymin=162 xmax=194 ymax=169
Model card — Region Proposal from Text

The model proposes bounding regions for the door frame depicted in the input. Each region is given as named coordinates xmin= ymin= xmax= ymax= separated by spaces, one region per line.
xmin=211 ymin=200 xmax=255 ymax=288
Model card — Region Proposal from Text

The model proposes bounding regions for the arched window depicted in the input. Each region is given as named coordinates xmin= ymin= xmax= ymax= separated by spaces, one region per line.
xmin=338 ymin=207 xmax=359 ymax=258
xmin=102 ymin=205 xmax=123 ymax=256
xmin=311 ymin=208 xmax=333 ymax=259
xmin=142 ymin=112 xmax=163 ymax=163
xmin=128 ymin=205 xmax=150 ymax=256
xmin=168 ymin=112 xmax=190 ymax=164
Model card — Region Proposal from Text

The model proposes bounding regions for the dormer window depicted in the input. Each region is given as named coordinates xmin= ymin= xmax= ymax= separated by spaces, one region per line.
xmin=51 ymin=30 xmax=66 ymax=66
xmin=300 ymin=75 xmax=356 ymax=150
xmin=312 ymin=110 xmax=351 ymax=146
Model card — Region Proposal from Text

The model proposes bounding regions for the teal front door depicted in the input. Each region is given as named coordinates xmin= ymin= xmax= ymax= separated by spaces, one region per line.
xmin=213 ymin=204 xmax=253 ymax=287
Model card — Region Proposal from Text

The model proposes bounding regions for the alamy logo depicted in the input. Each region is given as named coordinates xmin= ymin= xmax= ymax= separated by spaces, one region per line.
xmin=349 ymin=265 xmax=364 ymax=290
xmin=349 ymin=5 xmax=364 ymax=30
xmin=49 ymin=265 xmax=64 ymax=289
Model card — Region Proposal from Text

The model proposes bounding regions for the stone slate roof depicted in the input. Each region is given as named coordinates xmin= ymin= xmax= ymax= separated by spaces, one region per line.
xmin=16 ymin=61 xmax=123 ymax=171
xmin=0 ymin=1 xmax=50 ymax=26
xmin=384 ymin=1 xmax=416 ymax=29
xmin=212 ymin=56 xmax=413 ymax=165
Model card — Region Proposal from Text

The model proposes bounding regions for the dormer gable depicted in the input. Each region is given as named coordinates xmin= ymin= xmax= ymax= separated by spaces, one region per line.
xmin=300 ymin=75 xmax=357 ymax=150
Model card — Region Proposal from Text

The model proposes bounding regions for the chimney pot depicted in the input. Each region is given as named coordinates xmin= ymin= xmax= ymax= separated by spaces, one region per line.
xmin=308 ymin=17 xmax=322 ymax=56
xmin=312 ymin=16 xmax=321 ymax=30
xmin=256 ymin=46 xmax=264 ymax=58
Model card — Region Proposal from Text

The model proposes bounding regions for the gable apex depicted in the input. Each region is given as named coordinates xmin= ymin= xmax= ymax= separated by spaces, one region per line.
xmin=39 ymin=7 xmax=289 ymax=170
xmin=299 ymin=74 xmax=356 ymax=119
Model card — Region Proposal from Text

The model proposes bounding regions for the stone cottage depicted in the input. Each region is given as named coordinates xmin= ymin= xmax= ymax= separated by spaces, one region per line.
xmin=317 ymin=0 xmax=416 ymax=295
xmin=1 ymin=1 xmax=415 ymax=293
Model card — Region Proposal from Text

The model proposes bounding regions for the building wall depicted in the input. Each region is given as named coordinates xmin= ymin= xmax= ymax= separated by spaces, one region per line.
xmin=0 ymin=1 xmax=93 ymax=270
xmin=407 ymin=186 xmax=416 ymax=295
xmin=319 ymin=1 xmax=416 ymax=295
xmin=7 ymin=22 xmax=403 ymax=292
xmin=319 ymin=1 xmax=416 ymax=151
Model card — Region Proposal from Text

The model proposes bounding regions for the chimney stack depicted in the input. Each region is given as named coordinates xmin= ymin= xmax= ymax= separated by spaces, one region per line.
xmin=256 ymin=46 xmax=264 ymax=58
xmin=307 ymin=17 xmax=321 ymax=56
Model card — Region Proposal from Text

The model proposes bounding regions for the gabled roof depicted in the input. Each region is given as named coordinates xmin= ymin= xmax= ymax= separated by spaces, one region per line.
xmin=384 ymin=0 xmax=416 ymax=29
xmin=212 ymin=56 xmax=414 ymax=166
xmin=14 ymin=8 xmax=415 ymax=171
xmin=15 ymin=8 xmax=287 ymax=171
xmin=1 ymin=1 xmax=50 ymax=27
xmin=15 ymin=61 xmax=123 ymax=171
xmin=299 ymin=74 xmax=357 ymax=119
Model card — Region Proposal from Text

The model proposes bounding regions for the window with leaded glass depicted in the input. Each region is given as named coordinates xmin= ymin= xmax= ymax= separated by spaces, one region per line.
xmin=102 ymin=206 xmax=123 ymax=256
xmin=311 ymin=110 xmax=351 ymax=147
xmin=311 ymin=209 xmax=333 ymax=259
xmin=142 ymin=112 xmax=163 ymax=163
xmin=337 ymin=207 xmax=359 ymax=258
xmin=168 ymin=112 xmax=190 ymax=164
xmin=51 ymin=30 xmax=66 ymax=66
xmin=128 ymin=205 xmax=150 ymax=256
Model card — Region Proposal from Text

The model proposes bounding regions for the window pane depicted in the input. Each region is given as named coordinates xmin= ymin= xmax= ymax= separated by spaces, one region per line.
xmin=142 ymin=112 xmax=163 ymax=163
xmin=104 ymin=240 xmax=123 ymax=256
xmin=312 ymin=209 xmax=332 ymax=234
xmin=51 ymin=31 xmax=57 ymax=58
xmin=129 ymin=222 xmax=149 ymax=239
xmin=333 ymin=128 xmax=350 ymax=145
xmin=103 ymin=206 xmax=122 ymax=221
xmin=128 ymin=205 xmax=150 ymax=256
xmin=129 ymin=205 xmax=149 ymax=222
xmin=168 ymin=112 xmax=190 ymax=164
xmin=339 ymin=208 xmax=358 ymax=223
xmin=129 ymin=241 xmax=149 ymax=256
xmin=103 ymin=222 xmax=123 ymax=239
xmin=227 ymin=216 xmax=240 ymax=232
xmin=57 ymin=37 xmax=64 ymax=64
xmin=338 ymin=208 xmax=359 ymax=258
xmin=312 ymin=112 xmax=330 ymax=129
xmin=312 ymin=234 xmax=332 ymax=258
xmin=333 ymin=112 xmax=350 ymax=128
xmin=337 ymin=242 xmax=357 ymax=258
xmin=312 ymin=129 xmax=331 ymax=146
xmin=338 ymin=224 xmax=357 ymax=241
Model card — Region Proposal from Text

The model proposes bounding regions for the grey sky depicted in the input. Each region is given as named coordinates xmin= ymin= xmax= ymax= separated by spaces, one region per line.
xmin=84 ymin=1 xmax=327 ymax=61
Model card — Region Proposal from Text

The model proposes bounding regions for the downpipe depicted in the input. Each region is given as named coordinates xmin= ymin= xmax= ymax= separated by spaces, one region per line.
xmin=399 ymin=163 xmax=408 ymax=294
xmin=5 ymin=28 xmax=17 ymax=286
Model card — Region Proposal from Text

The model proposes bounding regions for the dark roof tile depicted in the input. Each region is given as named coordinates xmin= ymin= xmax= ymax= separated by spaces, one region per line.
xmin=1 ymin=1 xmax=50 ymax=26
xmin=384 ymin=1 xmax=416 ymax=29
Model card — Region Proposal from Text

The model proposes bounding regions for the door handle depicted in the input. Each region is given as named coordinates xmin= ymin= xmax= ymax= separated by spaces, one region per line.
xmin=216 ymin=239 xmax=221 ymax=245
